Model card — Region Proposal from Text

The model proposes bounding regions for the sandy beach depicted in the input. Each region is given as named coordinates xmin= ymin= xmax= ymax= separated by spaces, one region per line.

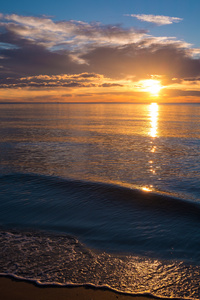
xmin=0 ymin=276 xmax=168 ymax=300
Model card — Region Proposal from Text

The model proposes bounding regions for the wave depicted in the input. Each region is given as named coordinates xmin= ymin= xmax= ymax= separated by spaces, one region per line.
xmin=0 ymin=173 xmax=200 ymax=262
xmin=0 ymin=230 xmax=200 ymax=299
xmin=1 ymin=172 xmax=200 ymax=217
xmin=0 ymin=229 xmax=200 ymax=300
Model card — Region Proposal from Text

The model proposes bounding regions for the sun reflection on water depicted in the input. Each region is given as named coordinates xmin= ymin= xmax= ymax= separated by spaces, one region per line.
xmin=149 ymin=103 xmax=158 ymax=138
xmin=141 ymin=103 xmax=160 ymax=192
xmin=142 ymin=186 xmax=153 ymax=192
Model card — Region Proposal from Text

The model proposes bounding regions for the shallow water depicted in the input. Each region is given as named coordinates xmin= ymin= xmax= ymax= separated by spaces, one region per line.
xmin=0 ymin=103 xmax=200 ymax=299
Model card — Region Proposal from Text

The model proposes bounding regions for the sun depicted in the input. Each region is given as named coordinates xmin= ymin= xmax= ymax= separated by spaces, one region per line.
xmin=142 ymin=79 xmax=162 ymax=96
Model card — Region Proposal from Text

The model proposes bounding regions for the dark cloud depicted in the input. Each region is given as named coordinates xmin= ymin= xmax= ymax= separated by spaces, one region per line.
xmin=61 ymin=94 xmax=73 ymax=97
xmin=1 ymin=13 xmax=200 ymax=95
xmin=0 ymin=75 xmax=98 ymax=89
xmin=163 ymin=89 xmax=200 ymax=97
xmin=77 ymin=73 xmax=99 ymax=78
xmin=77 ymin=93 xmax=93 ymax=97
xmin=184 ymin=77 xmax=200 ymax=82
xmin=0 ymin=29 xmax=87 ymax=81
xmin=99 ymin=83 xmax=123 ymax=87
xmin=0 ymin=42 xmax=86 ymax=79
xmin=81 ymin=43 xmax=200 ymax=80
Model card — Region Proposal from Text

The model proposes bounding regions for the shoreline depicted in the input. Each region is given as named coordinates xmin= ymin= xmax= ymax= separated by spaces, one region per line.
xmin=0 ymin=276 xmax=173 ymax=300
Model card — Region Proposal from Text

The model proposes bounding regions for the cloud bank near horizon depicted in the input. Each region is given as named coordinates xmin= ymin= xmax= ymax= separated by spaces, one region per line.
xmin=0 ymin=13 xmax=200 ymax=102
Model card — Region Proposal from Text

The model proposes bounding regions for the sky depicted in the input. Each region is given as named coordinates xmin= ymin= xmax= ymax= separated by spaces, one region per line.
xmin=1 ymin=0 xmax=200 ymax=103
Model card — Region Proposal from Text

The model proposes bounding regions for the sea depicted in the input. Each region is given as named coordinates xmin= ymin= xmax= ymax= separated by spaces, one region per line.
xmin=0 ymin=102 xmax=200 ymax=299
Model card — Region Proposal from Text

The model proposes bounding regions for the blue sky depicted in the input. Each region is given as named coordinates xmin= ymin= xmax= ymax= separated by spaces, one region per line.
xmin=1 ymin=0 xmax=200 ymax=102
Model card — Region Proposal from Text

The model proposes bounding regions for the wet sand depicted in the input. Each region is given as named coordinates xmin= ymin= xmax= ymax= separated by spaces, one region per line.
xmin=0 ymin=276 xmax=168 ymax=300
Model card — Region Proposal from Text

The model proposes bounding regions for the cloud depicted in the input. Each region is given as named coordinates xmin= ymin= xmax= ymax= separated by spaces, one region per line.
xmin=61 ymin=94 xmax=73 ymax=97
xmin=1 ymin=12 xmax=200 ymax=102
xmin=81 ymin=43 xmax=200 ymax=80
xmin=183 ymin=77 xmax=200 ymax=82
xmin=163 ymin=88 xmax=200 ymax=97
xmin=0 ymin=72 xmax=126 ymax=91
xmin=0 ymin=31 xmax=88 ymax=79
xmin=126 ymin=14 xmax=183 ymax=26
xmin=99 ymin=83 xmax=123 ymax=87
xmin=0 ymin=73 xmax=103 ymax=89
xmin=0 ymin=13 xmax=147 ymax=48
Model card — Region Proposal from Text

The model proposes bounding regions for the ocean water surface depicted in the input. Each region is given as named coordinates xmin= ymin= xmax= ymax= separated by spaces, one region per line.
xmin=0 ymin=103 xmax=200 ymax=299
